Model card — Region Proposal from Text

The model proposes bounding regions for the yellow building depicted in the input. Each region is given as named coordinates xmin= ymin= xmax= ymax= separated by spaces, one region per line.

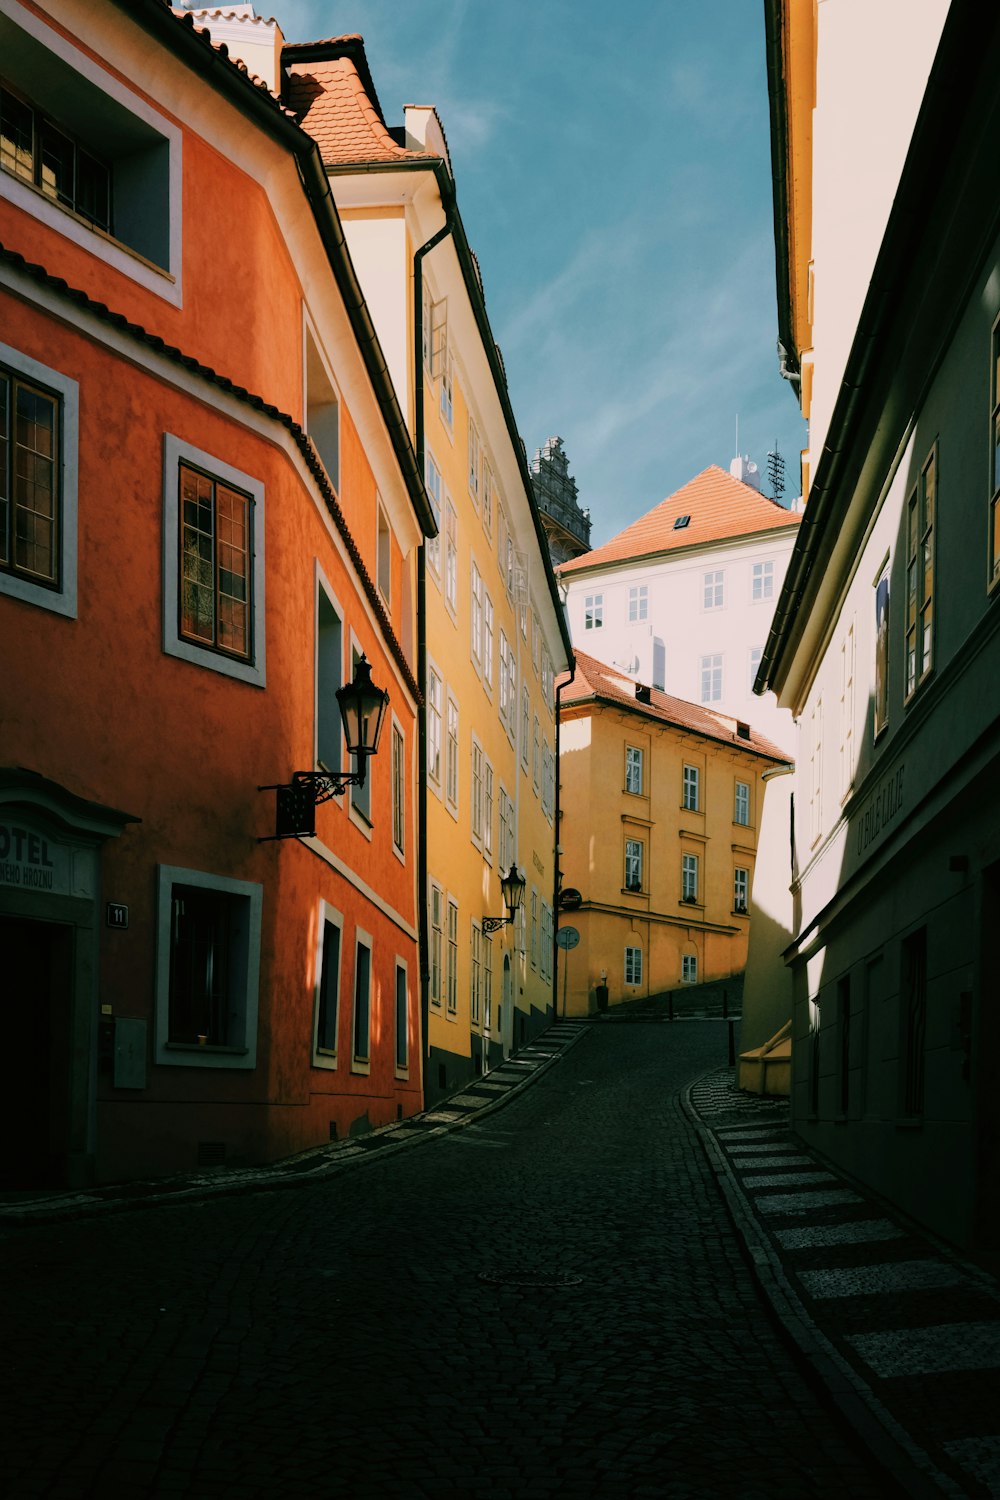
xmin=285 ymin=39 xmax=572 ymax=1097
xmin=558 ymin=652 xmax=790 ymax=1015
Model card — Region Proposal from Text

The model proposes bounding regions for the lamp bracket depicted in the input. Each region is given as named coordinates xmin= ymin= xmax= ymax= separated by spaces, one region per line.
xmin=258 ymin=768 xmax=365 ymax=841
xmin=482 ymin=916 xmax=511 ymax=934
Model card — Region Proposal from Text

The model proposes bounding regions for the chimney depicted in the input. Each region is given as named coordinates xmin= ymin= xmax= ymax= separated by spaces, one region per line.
xmin=173 ymin=5 xmax=285 ymax=94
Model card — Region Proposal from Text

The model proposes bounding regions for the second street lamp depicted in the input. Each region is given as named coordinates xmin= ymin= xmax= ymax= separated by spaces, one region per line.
xmin=483 ymin=863 xmax=527 ymax=934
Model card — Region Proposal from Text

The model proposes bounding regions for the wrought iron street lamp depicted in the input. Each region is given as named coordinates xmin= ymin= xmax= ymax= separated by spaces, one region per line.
xmin=260 ymin=655 xmax=390 ymax=839
xmin=482 ymin=863 xmax=527 ymax=934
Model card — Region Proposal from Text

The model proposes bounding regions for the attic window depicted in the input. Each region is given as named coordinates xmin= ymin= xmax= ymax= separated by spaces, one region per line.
xmin=635 ymin=683 xmax=651 ymax=705
xmin=673 ymin=515 xmax=691 ymax=530
xmin=736 ymin=721 xmax=751 ymax=740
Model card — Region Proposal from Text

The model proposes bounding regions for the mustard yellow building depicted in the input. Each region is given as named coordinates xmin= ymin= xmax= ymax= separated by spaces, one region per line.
xmin=286 ymin=39 xmax=572 ymax=1097
xmin=557 ymin=652 xmax=790 ymax=1014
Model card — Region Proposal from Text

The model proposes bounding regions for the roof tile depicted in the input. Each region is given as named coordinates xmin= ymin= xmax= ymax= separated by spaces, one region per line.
xmin=560 ymin=649 xmax=792 ymax=763
xmin=285 ymin=53 xmax=438 ymax=165
xmin=558 ymin=465 xmax=800 ymax=575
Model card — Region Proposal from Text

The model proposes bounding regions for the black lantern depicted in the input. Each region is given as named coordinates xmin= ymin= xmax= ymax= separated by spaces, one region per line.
xmin=259 ymin=655 xmax=390 ymax=839
xmin=483 ymin=863 xmax=527 ymax=934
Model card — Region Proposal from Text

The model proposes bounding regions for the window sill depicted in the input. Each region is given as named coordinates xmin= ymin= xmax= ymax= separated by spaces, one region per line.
xmin=351 ymin=1059 xmax=371 ymax=1076
xmin=679 ymin=899 xmax=703 ymax=910
xmin=311 ymin=1054 xmax=338 ymax=1071
xmin=732 ymin=907 xmax=749 ymax=918
xmin=681 ymin=805 xmax=703 ymax=815
xmin=164 ymin=1042 xmax=248 ymax=1056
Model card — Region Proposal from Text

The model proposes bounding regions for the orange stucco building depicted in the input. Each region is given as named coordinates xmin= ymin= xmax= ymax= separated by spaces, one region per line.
xmin=0 ymin=0 xmax=433 ymax=1184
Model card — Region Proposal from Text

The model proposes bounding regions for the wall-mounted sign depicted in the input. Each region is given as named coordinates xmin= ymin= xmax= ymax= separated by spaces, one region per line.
xmin=556 ymin=926 xmax=580 ymax=950
xmin=559 ymin=887 xmax=583 ymax=910
xmin=0 ymin=820 xmax=72 ymax=896
xmin=106 ymin=903 xmax=129 ymax=930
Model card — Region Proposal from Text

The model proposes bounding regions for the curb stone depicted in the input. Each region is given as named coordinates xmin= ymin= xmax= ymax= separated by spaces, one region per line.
xmin=0 ymin=1022 xmax=589 ymax=1228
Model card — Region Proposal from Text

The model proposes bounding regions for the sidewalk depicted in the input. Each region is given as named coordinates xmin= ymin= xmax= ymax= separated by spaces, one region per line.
xmin=686 ymin=1066 xmax=1000 ymax=1500
xmin=0 ymin=1023 xmax=587 ymax=1228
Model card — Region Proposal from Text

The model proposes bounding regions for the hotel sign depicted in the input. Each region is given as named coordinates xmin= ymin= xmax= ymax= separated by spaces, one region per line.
xmin=853 ymin=762 xmax=905 ymax=860
xmin=0 ymin=821 xmax=73 ymax=896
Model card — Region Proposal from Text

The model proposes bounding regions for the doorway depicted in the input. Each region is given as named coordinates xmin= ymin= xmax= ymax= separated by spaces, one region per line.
xmin=0 ymin=915 xmax=74 ymax=1188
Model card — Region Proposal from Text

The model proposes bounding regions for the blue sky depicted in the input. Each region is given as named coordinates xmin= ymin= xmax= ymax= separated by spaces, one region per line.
xmin=278 ymin=0 xmax=807 ymax=546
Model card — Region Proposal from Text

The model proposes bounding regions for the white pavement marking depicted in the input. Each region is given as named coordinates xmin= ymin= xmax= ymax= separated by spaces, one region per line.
xmin=797 ymin=1261 xmax=969 ymax=1299
xmin=942 ymin=1435 xmax=1000 ymax=1494
xmin=774 ymin=1220 xmax=905 ymax=1250
xmin=756 ymin=1189 xmax=862 ymax=1215
xmin=732 ymin=1156 xmax=815 ymax=1169
xmin=729 ymin=1143 xmax=803 ymax=1154
xmin=847 ymin=1323 xmax=1000 ymax=1378
xmin=743 ymin=1171 xmax=838 ymax=1188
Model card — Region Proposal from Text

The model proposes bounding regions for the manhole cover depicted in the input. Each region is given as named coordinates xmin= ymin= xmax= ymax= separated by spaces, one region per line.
xmin=477 ymin=1269 xmax=583 ymax=1288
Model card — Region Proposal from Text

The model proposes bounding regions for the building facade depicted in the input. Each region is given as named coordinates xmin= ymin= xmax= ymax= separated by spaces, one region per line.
xmin=758 ymin=0 xmax=1000 ymax=1248
xmin=282 ymin=36 xmax=573 ymax=1098
xmin=557 ymin=652 xmax=790 ymax=1015
xmin=559 ymin=465 xmax=800 ymax=750
xmin=0 ymin=0 xmax=433 ymax=1184
xmin=529 ymin=435 xmax=591 ymax=566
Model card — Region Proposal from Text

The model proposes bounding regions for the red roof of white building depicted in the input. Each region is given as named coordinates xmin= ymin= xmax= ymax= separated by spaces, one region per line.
xmin=560 ymin=650 xmax=792 ymax=763
xmin=558 ymin=465 xmax=800 ymax=576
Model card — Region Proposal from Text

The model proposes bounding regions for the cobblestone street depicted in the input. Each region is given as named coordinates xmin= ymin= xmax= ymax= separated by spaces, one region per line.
xmin=1 ymin=1024 xmax=895 ymax=1498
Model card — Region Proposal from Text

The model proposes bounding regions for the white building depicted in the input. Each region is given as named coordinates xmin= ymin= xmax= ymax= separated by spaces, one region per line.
xmin=760 ymin=0 xmax=1000 ymax=1250
xmin=559 ymin=464 xmax=799 ymax=753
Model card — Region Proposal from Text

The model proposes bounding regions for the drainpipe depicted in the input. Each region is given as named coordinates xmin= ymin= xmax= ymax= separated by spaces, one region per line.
xmin=414 ymin=209 xmax=456 ymax=1091
xmin=553 ymin=652 xmax=577 ymax=1018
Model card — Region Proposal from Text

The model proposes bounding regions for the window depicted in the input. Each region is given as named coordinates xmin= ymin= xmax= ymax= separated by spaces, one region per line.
xmin=349 ymin=644 xmax=372 ymax=823
xmin=673 ymin=515 xmax=690 ymax=530
xmin=532 ymin=613 xmax=540 ymax=674
xmin=446 ymin=694 xmax=459 ymax=813
xmin=471 ymin=562 xmax=483 ymax=669
xmin=425 ymin=451 xmax=442 ymax=576
xmin=540 ymin=903 xmax=553 ymax=983
xmin=352 ymin=934 xmax=372 ymax=1067
xmin=682 ymin=765 xmax=700 ymax=812
xmin=625 ymin=946 xmax=642 ymax=986
xmin=681 ymin=852 xmax=699 ymax=903
xmin=154 ymin=865 xmax=262 ymax=1070
xmin=427 ymin=666 xmax=443 ymax=790
xmin=530 ymin=889 xmax=539 ymax=968
xmin=700 ymin=654 xmax=722 ymax=703
xmin=468 ymin=417 xmax=481 ymax=506
xmin=471 ymin=739 xmax=484 ymax=847
xmin=625 ymin=745 xmax=643 ymax=795
xmin=734 ymin=867 xmax=749 ymax=914
xmin=312 ymin=904 xmax=342 ymax=1065
xmin=751 ymin=561 xmax=774 ymax=601
xmin=163 ymin=435 xmax=265 ymax=687
xmin=0 ymin=343 xmax=78 ymax=618
xmin=446 ymin=899 xmax=458 ymax=1013
xmin=440 ymin=351 xmax=454 ymax=428
xmin=523 ymin=689 xmax=532 ymax=771
xmin=316 ymin=575 xmax=343 ymax=772
xmin=809 ymin=700 xmax=823 ymax=845
xmin=484 ymin=762 xmax=494 ymax=860
xmin=391 ymin=722 xmax=405 ymax=855
xmin=703 ymin=571 xmax=724 ymax=610
xmin=734 ymin=780 xmax=750 ymax=827
xmin=376 ymin=504 xmax=391 ymax=603
xmin=749 ymin=646 xmax=763 ymax=692
xmin=541 ymin=742 xmax=555 ymax=820
xmin=482 ymin=458 xmax=494 ymax=537
xmin=625 ymin=838 xmax=643 ymax=892
xmin=541 ymin=648 xmax=554 ymax=710
xmin=991 ymin=318 xmax=1000 ymax=584
xmin=471 ymin=922 xmax=483 ymax=1024
xmin=484 ymin=935 xmax=493 ymax=1029
xmin=905 ymin=448 xmax=935 ymax=698
xmin=395 ymin=962 xmax=409 ymax=1072
xmin=445 ymin=498 xmax=458 ymax=615
xmin=499 ymin=787 xmax=515 ymax=871
xmin=0 ymin=30 xmax=180 ymax=296
xmin=499 ymin=631 xmax=515 ymax=734
xmin=483 ymin=592 xmax=494 ymax=693
xmin=628 ymin=584 xmax=648 ymax=622
xmin=840 ymin=620 xmax=856 ymax=799
xmin=874 ymin=565 xmax=890 ymax=739
xmin=430 ymin=884 xmax=443 ymax=1007
xmin=532 ymin=714 xmax=540 ymax=789
xmin=682 ymin=954 xmax=697 ymax=984
xmin=305 ymin=324 xmax=340 ymax=492
xmin=421 ymin=280 xmax=432 ymax=370
xmin=585 ymin=593 xmax=603 ymax=630
xmin=900 ymin=929 xmax=927 ymax=1118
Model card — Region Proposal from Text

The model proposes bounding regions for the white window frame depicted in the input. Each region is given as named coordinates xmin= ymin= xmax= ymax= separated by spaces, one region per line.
xmin=748 ymin=646 xmax=763 ymax=692
xmin=628 ymin=584 xmax=648 ymax=622
xmin=625 ymin=745 xmax=643 ymax=795
xmin=427 ymin=662 xmax=443 ymax=795
xmin=584 ymin=593 xmax=603 ymax=630
xmin=625 ymin=838 xmax=644 ymax=892
xmin=468 ymin=416 xmax=481 ymax=507
xmin=484 ymin=760 xmax=494 ymax=862
xmin=483 ymin=591 xmax=494 ymax=696
xmin=154 ymin=864 xmax=262 ymax=1070
xmin=425 ymin=450 xmax=443 ymax=578
xmin=840 ymin=619 xmax=856 ymax=800
xmin=429 ymin=881 xmax=444 ymax=1008
xmin=445 ymin=496 xmax=458 ymax=616
xmin=703 ymin=570 xmax=724 ymax=610
xmin=471 ymin=920 xmax=483 ymax=1024
xmin=394 ymin=958 xmax=409 ymax=1076
xmin=734 ymin=867 xmax=749 ymax=914
xmin=311 ymin=899 xmax=343 ymax=1069
xmin=700 ymin=653 xmax=722 ymax=704
xmin=682 ymin=852 xmax=699 ymax=903
xmin=734 ymin=779 xmax=751 ymax=827
xmin=471 ymin=736 xmax=485 ymax=849
xmin=682 ymin=764 xmax=700 ymax=812
xmin=0 ymin=4 xmax=184 ymax=303
xmin=751 ymin=560 xmax=774 ymax=602
xmin=163 ymin=433 xmax=266 ymax=687
xmin=391 ymin=716 xmax=406 ymax=860
xmin=446 ymin=897 xmax=459 ymax=1014
xmin=315 ymin=565 xmax=344 ymax=778
xmin=470 ymin=561 xmax=483 ymax=671
xmin=682 ymin=954 xmax=697 ymax=985
xmin=376 ymin=501 xmax=391 ymax=605
xmin=625 ymin=945 xmax=643 ymax=986
xmin=446 ymin=691 xmax=459 ymax=815
xmin=0 ymin=340 xmax=78 ymax=619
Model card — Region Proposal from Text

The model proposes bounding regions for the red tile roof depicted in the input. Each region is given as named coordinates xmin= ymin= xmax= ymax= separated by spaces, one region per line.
xmin=558 ymin=466 xmax=801 ymax=576
xmin=284 ymin=46 xmax=439 ymax=166
xmin=560 ymin=650 xmax=792 ymax=763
